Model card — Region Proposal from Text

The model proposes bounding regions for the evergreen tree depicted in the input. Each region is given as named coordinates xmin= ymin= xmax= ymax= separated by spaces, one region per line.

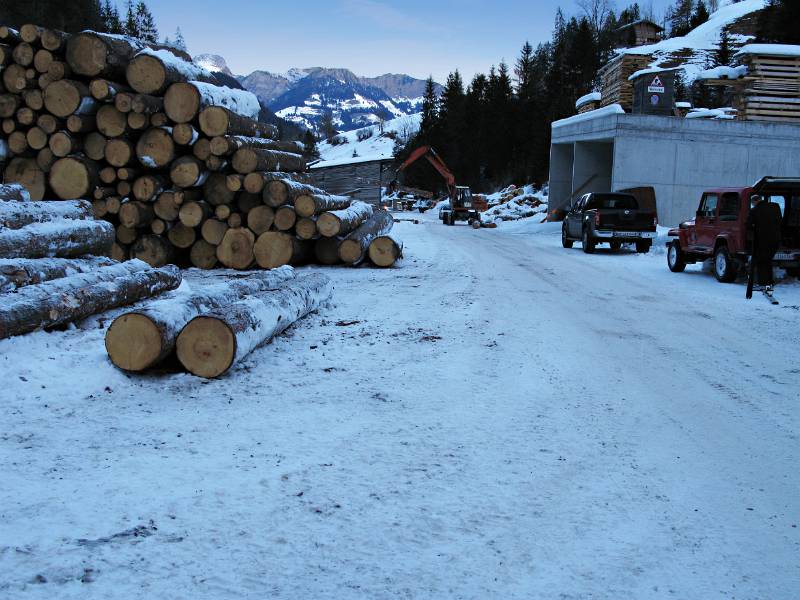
xmin=618 ymin=3 xmax=642 ymax=26
xmin=515 ymin=41 xmax=535 ymax=102
xmin=716 ymin=28 xmax=732 ymax=66
xmin=124 ymin=0 xmax=139 ymax=38
xmin=690 ymin=1 xmax=710 ymax=30
xmin=757 ymin=0 xmax=800 ymax=45
xmin=101 ymin=0 xmax=124 ymax=33
xmin=319 ymin=111 xmax=337 ymax=141
xmin=135 ymin=1 xmax=158 ymax=43
xmin=302 ymin=130 xmax=319 ymax=158
xmin=667 ymin=0 xmax=694 ymax=38
xmin=419 ymin=77 xmax=439 ymax=137
xmin=173 ymin=27 xmax=187 ymax=51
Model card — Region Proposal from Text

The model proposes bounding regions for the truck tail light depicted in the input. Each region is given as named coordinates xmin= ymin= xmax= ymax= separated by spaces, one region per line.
xmin=595 ymin=212 xmax=601 ymax=227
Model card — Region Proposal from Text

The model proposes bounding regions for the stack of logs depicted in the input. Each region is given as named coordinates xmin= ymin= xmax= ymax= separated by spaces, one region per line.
xmin=0 ymin=183 xmax=181 ymax=339
xmin=599 ymin=53 xmax=653 ymax=111
xmin=733 ymin=49 xmax=800 ymax=123
xmin=0 ymin=23 xmax=403 ymax=269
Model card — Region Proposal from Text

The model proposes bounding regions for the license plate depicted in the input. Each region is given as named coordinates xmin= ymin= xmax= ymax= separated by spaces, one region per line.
xmin=614 ymin=231 xmax=652 ymax=238
xmin=775 ymin=252 xmax=797 ymax=261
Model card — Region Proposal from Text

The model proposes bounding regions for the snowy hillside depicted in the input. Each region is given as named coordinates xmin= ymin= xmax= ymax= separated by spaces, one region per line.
xmin=313 ymin=113 xmax=421 ymax=168
xmin=623 ymin=0 xmax=768 ymax=83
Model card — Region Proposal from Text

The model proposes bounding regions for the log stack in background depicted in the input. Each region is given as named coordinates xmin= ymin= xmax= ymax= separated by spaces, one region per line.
xmin=0 ymin=24 xmax=403 ymax=270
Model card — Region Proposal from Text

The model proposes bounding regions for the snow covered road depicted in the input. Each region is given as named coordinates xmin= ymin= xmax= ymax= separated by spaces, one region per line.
xmin=1 ymin=213 xmax=798 ymax=599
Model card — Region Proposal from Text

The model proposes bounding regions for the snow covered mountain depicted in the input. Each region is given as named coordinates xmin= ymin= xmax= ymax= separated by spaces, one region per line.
xmin=239 ymin=67 xmax=439 ymax=134
xmin=193 ymin=54 xmax=234 ymax=77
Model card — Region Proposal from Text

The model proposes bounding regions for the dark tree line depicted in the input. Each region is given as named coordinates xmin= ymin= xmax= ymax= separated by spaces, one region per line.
xmin=757 ymin=0 xmax=800 ymax=45
xmin=0 ymin=0 xmax=163 ymax=44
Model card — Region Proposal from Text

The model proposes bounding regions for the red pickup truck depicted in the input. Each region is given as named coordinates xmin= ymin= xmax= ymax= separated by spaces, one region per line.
xmin=667 ymin=177 xmax=800 ymax=282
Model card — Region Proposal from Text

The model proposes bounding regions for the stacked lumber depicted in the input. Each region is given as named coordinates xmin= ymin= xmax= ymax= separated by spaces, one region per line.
xmin=599 ymin=53 xmax=652 ymax=111
xmin=105 ymin=267 xmax=332 ymax=378
xmin=0 ymin=185 xmax=180 ymax=338
xmin=733 ymin=48 xmax=800 ymax=123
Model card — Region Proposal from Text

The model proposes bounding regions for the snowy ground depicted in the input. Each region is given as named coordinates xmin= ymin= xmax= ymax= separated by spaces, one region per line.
xmin=1 ymin=212 xmax=799 ymax=599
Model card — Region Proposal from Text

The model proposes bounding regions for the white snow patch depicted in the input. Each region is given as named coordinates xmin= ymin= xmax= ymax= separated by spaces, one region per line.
xmin=189 ymin=81 xmax=261 ymax=120
xmin=575 ymin=92 xmax=601 ymax=109
xmin=735 ymin=44 xmax=800 ymax=59
xmin=553 ymin=104 xmax=626 ymax=129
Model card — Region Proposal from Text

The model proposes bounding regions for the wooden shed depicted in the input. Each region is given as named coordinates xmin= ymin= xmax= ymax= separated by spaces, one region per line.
xmin=616 ymin=20 xmax=664 ymax=48
xmin=309 ymin=157 xmax=396 ymax=207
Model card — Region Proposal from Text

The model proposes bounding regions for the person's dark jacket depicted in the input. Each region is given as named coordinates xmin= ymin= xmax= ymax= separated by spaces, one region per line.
xmin=747 ymin=201 xmax=782 ymax=256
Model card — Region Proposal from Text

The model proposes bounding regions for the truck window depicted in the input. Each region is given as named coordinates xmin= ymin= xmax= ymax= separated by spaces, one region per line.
xmin=764 ymin=195 xmax=786 ymax=216
xmin=699 ymin=194 xmax=718 ymax=216
xmin=719 ymin=192 xmax=740 ymax=218
xmin=585 ymin=194 xmax=638 ymax=210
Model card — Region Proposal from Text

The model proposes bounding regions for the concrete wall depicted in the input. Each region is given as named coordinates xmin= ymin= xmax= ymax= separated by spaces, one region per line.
xmin=551 ymin=113 xmax=800 ymax=225
xmin=549 ymin=143 xmax=574 ymax=212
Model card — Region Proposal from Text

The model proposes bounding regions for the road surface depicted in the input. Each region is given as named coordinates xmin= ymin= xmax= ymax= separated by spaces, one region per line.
xmin=1 ymin=213 xmax=798 ymax=599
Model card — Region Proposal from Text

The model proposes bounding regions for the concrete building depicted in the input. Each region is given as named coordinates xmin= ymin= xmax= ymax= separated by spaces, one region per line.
xmin=309 ymin=157 xmax=395 ymax=207
xmin=549 ymin=109 xmax=800 ymax=225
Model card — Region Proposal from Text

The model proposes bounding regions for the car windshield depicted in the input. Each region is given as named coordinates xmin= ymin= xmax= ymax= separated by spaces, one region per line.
xmin=585 ymin=194 xmax=638 ymax=210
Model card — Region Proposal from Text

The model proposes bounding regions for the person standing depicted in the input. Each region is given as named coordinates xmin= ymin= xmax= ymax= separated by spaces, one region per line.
xmin=747 ymin=194 xmax=783 ymax=292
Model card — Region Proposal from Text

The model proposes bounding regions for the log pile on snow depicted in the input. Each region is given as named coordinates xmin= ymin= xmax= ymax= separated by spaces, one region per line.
xmin=0 ymin=185 xmax=181 ymax=338
xmin=483 ymin=185 xmax=548 ymax=224
xmin=105 ymin=267 xmax=332 ymax=378
xmin=0 ymin=23 xmax=404 ymax=269
xmin=599 ymin=53 xmax=653 ymax=111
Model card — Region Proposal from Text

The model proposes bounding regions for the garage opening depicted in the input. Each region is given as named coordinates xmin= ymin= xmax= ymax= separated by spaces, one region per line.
xmin=548 ymin=140 xmax=615 ymax=218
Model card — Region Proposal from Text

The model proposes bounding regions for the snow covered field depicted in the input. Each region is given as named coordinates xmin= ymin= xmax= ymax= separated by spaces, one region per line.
xmin=1 ymin=212 xmax=799 ymax=599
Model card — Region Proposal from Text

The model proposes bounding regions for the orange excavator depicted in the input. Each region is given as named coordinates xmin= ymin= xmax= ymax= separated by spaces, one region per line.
xmin=390 ymin=145 xmax=487 ymax=227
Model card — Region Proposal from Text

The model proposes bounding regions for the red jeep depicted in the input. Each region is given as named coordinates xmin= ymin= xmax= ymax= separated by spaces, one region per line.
xmin=667 ymin=177 xmax=800 ymax=282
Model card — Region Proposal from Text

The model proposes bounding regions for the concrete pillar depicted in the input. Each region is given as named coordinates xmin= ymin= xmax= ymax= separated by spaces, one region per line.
xmin=548 ymin=143 xmax=574 ymax=213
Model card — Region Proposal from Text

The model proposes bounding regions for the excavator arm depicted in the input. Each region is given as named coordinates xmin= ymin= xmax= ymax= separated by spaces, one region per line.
xmin=392 ymin=146 xmax=456 ymax=197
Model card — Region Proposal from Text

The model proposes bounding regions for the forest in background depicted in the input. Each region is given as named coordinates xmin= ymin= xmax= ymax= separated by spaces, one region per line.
xmin=396 ymin=0 xmax=799 ymax=194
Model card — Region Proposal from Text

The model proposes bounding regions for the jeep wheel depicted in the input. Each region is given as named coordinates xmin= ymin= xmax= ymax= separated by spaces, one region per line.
xmin=562 ymin=225 xmax=573 ymax=248
xmin=667 ymin=241 xmax=686 ymax=272
xmin=636 ymin=240 xmax=651 ymax=254
xmin=713 ymin=245 xmax=737 ymax=283
xmin=610 ymin=241 xmax=622 ymax=251
xmin=582 ymin=228 xmax=595 ymax=254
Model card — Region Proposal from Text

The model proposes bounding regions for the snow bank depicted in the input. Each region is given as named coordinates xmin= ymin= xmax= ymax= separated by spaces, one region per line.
xmin=695 ymin=65 xmax=748 ymax=80
xmin=190 ymin=81 xmax=261 ymax=120
xmin=735 ymin=44 xmax=800 ymax=59
xmin=483 ymin=185 xmax=549 ymax=225
xmin=553 ymin=104 xmax=625 ymax=129
xmin=686 ymin=107 xmax=738 ymax=120
xmin=575 ymin=92 xmax=601 ymax=109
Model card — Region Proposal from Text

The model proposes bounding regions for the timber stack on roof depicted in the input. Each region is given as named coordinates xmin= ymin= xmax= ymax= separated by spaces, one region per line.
xmin=599 ymin=53 xmax=653 ymax=111
xmin=733 ymin=45 xmax=800 ymax=123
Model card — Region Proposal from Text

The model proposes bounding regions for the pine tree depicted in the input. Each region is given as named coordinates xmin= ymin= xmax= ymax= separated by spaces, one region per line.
xmin=716 ymin=28 xmax=732 ymax=66
xmin=667 ymin=0 xmax=694 ymax=38
xmin=124 ymin=0 xmax=139 ymax=38
xmin=757 ymin=0 xmax=800 ymax=45
xmin=173 ymin=27 xmax=187 ymax=51
xmin=690 ymin=0 xmax=710 ymax=30
xmin=319 ymin=111 xmax=337 ymax=141
xmin=420 ymin=77 xmax=439 ymax=136
xmin=515 ymin=42 xmax=535 ymax=102
xmin=101 ymin=0 xmax=124 ymax=33
xmin=302 ymin=130 xmax=319 ymax=158
xmin=135 ymin=1 xmax=158 ymax=43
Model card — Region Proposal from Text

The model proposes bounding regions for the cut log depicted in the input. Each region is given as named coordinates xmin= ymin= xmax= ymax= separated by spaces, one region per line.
xmin=66 ymin=32 xmax=189 ymax=79
xmin=210 ymin=136 xmax=299 ymax=156
xmin=201 ymin=218 xmax=229 ymax=246
xmin=314 ymin=236 xmax=342 ymax=266
xmin=83 ymin=132 xmax=107 ymax=161
xmin=0 ymin=183 xmax=31 ymax=202
xmin=113 ymin=91 xmax=134 ymax=112
xmin=116 ymin=225 xmax=137 ymax=245
xmin=189 ymin=239 xmax=218 ymax=270
xmin=227 ymin=213 xmax=243 ymax=228
xmin=0 ymin=261 xmax=181 ymax=340
xmin=36 ymin=148 xmax=56 ymax=173
xmin=169 ymin=155 xmax=207 ymax=188
xmin=16 ymin=106 xmax=37 ymax=125
xmin=168 ymin=222 xmax=196 ymax=249
xmin=2 ymin=64 xmax=32 ymax=93
xmin=119 ymin=200 xmax=154 ymax=228
xmin=154 ymin=191 xmax=181 ymax=221
xmin=49 ymin=155 xmax=98 ymax=199
xmin=96 ymin=104 xmax=127 ymax=137
xmin=338 ymin=209 xmax=394 ymax=265
xmin=49 ymin=130 xmax=82 ymax=157
xmin=5 ymin=157 xmax=46 ymax=200
xmin=126 ymin=50 xmax=217 ymax=95
xmin=130 ymin=234 xmax=173 ymax=267
xmin=273 ymin=205 xmax=297 ymax=231
xmin=0 ymin=256 xmax=116 ymax=293
xmin=0 ymin=199 xmax=93 ymax=229
xmin=116 ymin=166 xmax=139 ymax=181
xmin=104 ymin=137 xmax=134 ymax=167
xmin=33 ymin=48 xmax=54 ymax=74
xmin=0 ymin=94 xmax=21 ymax=117
xmin=150 ymin=112 xmax=168 ymax=127
xmin=43 ymin=79 xmax=95 ymax=118
xmin=368 ymin=234 xmax=403 ymax=267
xmin=179 ymin=200 xmax=211 ymax=227
xmin=105 ymin=266 xmax=295 ymax=371
xmin=99 ymin=166 xmax=117 ymax=185
xmin=172 ymin=123 xmax=197 ymax=145
xmin=0 ymin=219 xmax=114 ymax=259
xmin=41 ymin=28 xmax=68 ymax=52
xmin=217 ymin=227 xmax=255 ymax=269
xmin=295 ymin=217 xmax=318 ymax=241
xmin=226 ymin=173 xmax=244 ymax=192
xmin=136 ymin=127 xmax=175 ymax=168
xmin=246 ymin=205 xmax=275 ymax=235
xmin=150 ymin=218 xmax=168 ymax=235
xmin=0 ymin=26 xmax=21 ymax=44
xmin=132 ymin=174 xmax=167 ymax=202
xmin=12 ymin=42 xmax=34 ymax=67
xmin=8 ymin=131 xmax=29 ymax=154
xmin=116 ymin=181 xmax=132 ymax=197
xmin=263 ymin=178 xmax=321 ymax=207
xmin=127 ymin=111 xmax=148 ymax=130
xmin=232 ymin=148 xmax=306 ymax=174
xmin=205 ymin=155 xmax=227 ymax=171
xmin=176 ymin=273 xmax=332 ymax=378
xmin=105 ymin=196 xmax=122 ymax=214
xmin=0 ymin=43 xmax=11 ymax=67
xmin=2 ymin=118 xmax=17 ymax=134
xmin=131 ymin=93 xmax=164 ymax=114
xmin=203 ymin=172 xmax=235 ymax=206
xmin=23 ymin=89 xmax=43 ymax=111
xmin=294 ymin=192 xmax=352 ymax=217
xmin=26 ymin=126 xmax=49 ymax=151
xmin=237 ymin=192 xmax=262 ymax=214
xmin=214 ymin=204 xmax=232 ymax=220
xmin=110 ymin=242 xmax=128 ymax=262
xmin=254 ymin=231 xmax=312 ymax=269
xmin=164 ymin=81 xmax=260 ymax=124
xmin=198 ymin=105 xmax=277 ymax=138
xmin=317 ymin=201 xmax=373 ymax=237
xmin=19 ymin=24 xmax=43 ymax=44
xmin=46 ymin=60 xmax=71 ymax=82
xmin=66 ymin=114 xmax=96 ymax=133
xmin=89 ymin=78 xmax=130 ymax=101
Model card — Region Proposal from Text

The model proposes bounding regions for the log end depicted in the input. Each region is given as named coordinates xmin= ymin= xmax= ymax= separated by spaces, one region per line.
xmin=126 ymin=54 xmax=166 ymax=95
xmin=105 ymin=313 xmax=165 ymax=372
xmin=176 ymin=316 xmax=236 ymax=378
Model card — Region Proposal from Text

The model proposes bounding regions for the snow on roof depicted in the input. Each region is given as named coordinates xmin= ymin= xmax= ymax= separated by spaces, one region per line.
xmin=734 ymin=44 xmax=800 ymax=59
xmin=575 ymin=92 xmax=602 ymax=109
xmin=621 ymin=0 xmax=767 ymax=58
xmin=627 ymin=66 xmax=680 ymax=81
xmin=311 ymin=113 xmax=421 ymax=169
xmin=676 ymin=101 xmax=693 ymax=109
xmin=553 ymin=104 xmax=625 ymax=129
xmin=617 ymin=19 xmax=664 ymax=32
xmin=695 ymin=65 xmax=748 ymax=80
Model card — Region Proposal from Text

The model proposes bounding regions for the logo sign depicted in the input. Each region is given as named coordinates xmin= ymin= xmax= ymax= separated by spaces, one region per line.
xmin=650 ymin=94 xmax=661 ymax=106
xmin=648 ymin=75 xmax=665 ymax=93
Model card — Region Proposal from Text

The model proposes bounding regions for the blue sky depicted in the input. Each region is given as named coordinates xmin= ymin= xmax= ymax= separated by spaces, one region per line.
xmin=147 ymin=0 xmax=675 ymax=82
